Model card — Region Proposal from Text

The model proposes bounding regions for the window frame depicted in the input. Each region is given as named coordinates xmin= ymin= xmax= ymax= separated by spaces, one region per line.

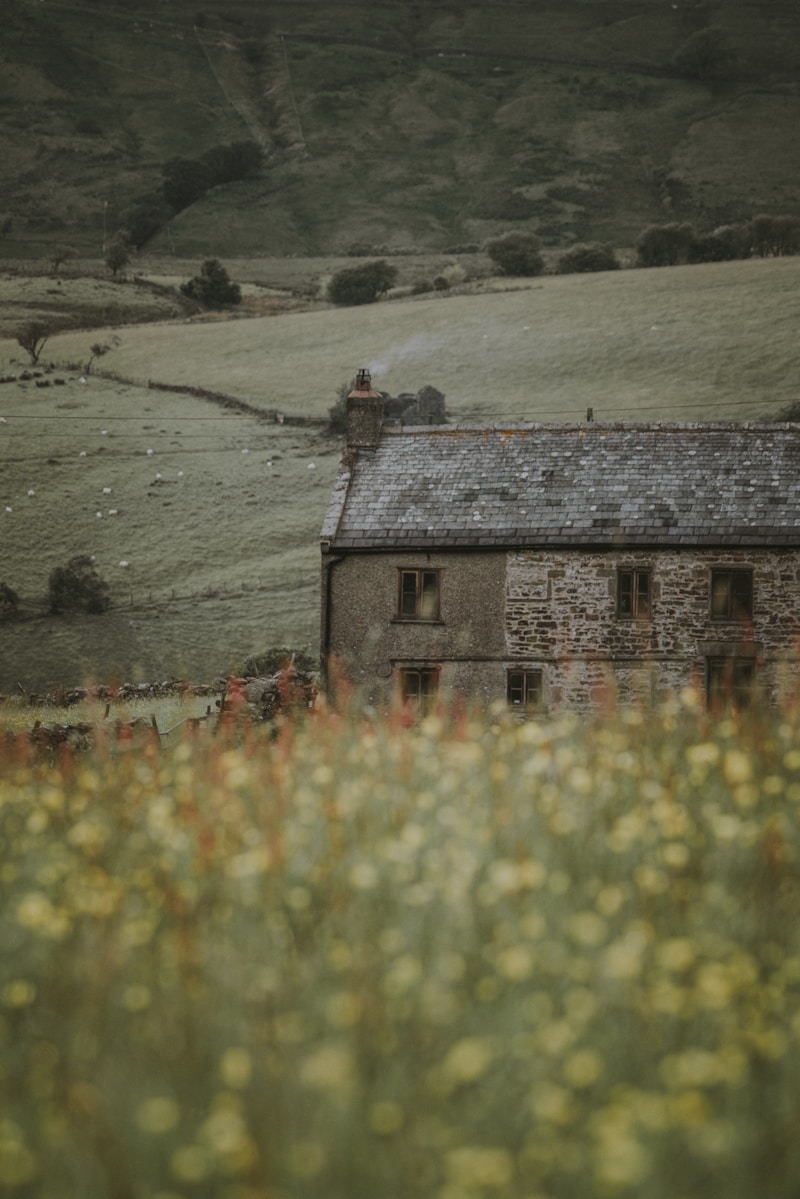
xmin=398 ymin=666 xmax=440 ymax=715
xmin=507 ymin=668 xmax=544 ymax=710
xmin=710 ymin=568 xmax=753 ymax=621
xmin=395 ymin=567 xmax=442 ymax=622
xmin=616 ymin=567 xmax=652 ymax=620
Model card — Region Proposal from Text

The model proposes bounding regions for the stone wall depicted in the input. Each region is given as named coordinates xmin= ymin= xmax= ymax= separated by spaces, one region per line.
xmin=506 ymin=547 xmax=800 ymax=709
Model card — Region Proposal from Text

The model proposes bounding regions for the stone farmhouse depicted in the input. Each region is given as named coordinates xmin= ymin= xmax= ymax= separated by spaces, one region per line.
xmin=320 ymin=371 xmax=800 ymax=713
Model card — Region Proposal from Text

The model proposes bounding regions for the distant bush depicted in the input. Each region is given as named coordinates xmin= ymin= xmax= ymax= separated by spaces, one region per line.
xmin=749 ymin=214 xmax=800 ymax=258
xmin=635 ymin=222 xmax=696 ymax=267
xmin=180 ymin=259 xmax=241 ymax=308
xmin=48 ymin=556 xmax=110 ymax=615
xmin=485 ymin=232 xmax=544 ymax=277
xmin=411 ymin=278 xmax=434 ymax=295
xmin=327 ymin=260 xmax=398 ymax=306
xmin=688 ymin=223 xmax=752 ymax=263
xmin=124 ymin=193 xmax=173 ymax=249
xmin=556 ymin=243 xmax=620 ymax=274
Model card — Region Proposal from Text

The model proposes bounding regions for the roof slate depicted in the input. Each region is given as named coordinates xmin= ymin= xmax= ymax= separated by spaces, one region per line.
xmin=322 ymin=423 xmax=800 ymax=551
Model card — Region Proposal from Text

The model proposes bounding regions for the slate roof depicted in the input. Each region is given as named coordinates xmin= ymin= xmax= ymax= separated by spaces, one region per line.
xmin=321 ymin=423 xmax=800 ymax=551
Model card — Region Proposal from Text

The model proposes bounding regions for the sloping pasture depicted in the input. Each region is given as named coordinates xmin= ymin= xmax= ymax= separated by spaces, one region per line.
xmin=0 ymin=375 xmax=337 ymax=690
xmin=37 ymin=256 xmax=800 ymax=424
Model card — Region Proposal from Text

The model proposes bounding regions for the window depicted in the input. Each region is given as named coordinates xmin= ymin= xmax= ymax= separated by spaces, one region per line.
xmin=710 ymin=569 xmax=753 ymax=620
xmin=396 ymin=568 xmax=440 ymax=621
xmin=507 ymin=669 xmax=543 ymax=709
xmin=617 ymin=568 xmax=651 ymax=618
xmin=707 ymin=658 xmax=755 ymax=708
xmin=399 ymin=667 xmax=439 ymax=715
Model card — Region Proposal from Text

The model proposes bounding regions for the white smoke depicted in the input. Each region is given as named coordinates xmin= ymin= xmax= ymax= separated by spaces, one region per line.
xmin=367 ymin=332 xmax=444 ymax=378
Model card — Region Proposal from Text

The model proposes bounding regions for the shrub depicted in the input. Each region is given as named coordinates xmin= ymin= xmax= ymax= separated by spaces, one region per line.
xmin=749 ymin=214 xmax=800 ymax=258
xmin=48 ymin=555 xmax=110 ymax=615
xmin=485 ymin=231 xmax=544 ymax=277
xmin=327 ymin=260 xmax=398 ymax=306
xmin=239 ymin=647 xmax=318 ymax=677
xmin=635 ymin=222 xmax=696 ymax=267
xmin=556 ymin=242 xmax=620 ymax=274
xmin=688 ymin=223 xmax=752 ymax=263
xmin=180 ymin=259 xmax=241 ymax=308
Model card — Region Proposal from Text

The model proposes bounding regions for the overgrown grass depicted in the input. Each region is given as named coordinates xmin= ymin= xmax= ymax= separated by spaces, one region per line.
xmin=2 ymin=697 xmax=800 ymax=1196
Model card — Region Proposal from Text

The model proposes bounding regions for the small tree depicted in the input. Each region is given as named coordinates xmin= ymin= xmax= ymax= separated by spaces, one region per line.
xmin=50 ymin=244 xmax=77 ymax=274
xmin=485 ymin=232 xmax=544 ymax=277
xmin=688 ymin=223 xmax=752 ymax=263
xmin=327 ymin=260 xmax=398 ymax=306
xmin=749 ymin=214 xmax=800 ymax=258
xmin=557 ymin=243 xmax=620 ymax=274
xmin=48 ymin=555 xmax=110 ymax=615
xmin=180 ymin=259 xmax=242 ymax=307
xmin=105 ymin=230 xmax=132 ymax=277
xmin=16 ymin=320 xmax=50 ymax=366
xmin=635 ymin=222 xmax=696 ymax=267
xmin=85 ymin=335 xmax=120 ymax=375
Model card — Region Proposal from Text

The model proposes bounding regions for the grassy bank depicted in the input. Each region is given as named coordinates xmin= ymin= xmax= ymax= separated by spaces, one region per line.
xmin=2 ymin=698 xmax=800 ymax=1196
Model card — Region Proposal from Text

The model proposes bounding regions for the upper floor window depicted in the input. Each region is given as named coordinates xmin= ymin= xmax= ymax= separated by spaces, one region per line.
xmin=507 ymin=669 xmax=543 ymax=709
xmin=710 ymin=569 xmax=753 ymax=620
xmin=617 ymin=568 xmax=651 ymax=619
xmin=396 ymin=568 xmax=440 ymax=621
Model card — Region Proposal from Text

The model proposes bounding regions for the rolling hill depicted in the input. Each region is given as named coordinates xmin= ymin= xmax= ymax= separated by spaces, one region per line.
xmin=1 ymin=0 xmax=799 ymax=259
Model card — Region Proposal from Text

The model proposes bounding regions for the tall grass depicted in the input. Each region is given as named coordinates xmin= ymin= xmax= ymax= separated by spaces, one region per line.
xmin=2 ymin=697 xmax=800 ymax=1197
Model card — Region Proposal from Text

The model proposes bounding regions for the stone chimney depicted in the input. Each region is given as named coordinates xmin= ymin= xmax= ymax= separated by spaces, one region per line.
xmin=346 ymin=368 xmax=384 ymax=451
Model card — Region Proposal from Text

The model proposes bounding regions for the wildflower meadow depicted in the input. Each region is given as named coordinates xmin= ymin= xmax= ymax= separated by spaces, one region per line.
xmin=2 ymin=692 xmax=800 ymax=1198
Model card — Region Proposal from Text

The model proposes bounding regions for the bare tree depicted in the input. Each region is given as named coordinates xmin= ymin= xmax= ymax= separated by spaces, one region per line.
xmin=50 ymin=244 xmax=77 ymax=274
xmin=16 ymin=320 xmax=50 ymax=366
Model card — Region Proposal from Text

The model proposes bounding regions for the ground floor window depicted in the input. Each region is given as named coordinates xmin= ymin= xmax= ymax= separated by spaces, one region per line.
xmin=707 ymin=657 xmax=755 ymax=708
xmin=507 ymin=668 xmax=543 ymax=709
xmin=399 ymin=667 xmax=439 ymax=715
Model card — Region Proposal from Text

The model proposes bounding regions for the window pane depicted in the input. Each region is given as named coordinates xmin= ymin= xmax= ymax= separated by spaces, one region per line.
xmin=508 ymin=671 xmax=525 ymax=705
xmin=711 ymin=571 xmax=731 ymax=618
xmin=400 ymin=571 xmax=418 ymax=617
xmin=732 ymin=571 xmax=753 ymax=618
xmin=636 ymin=571 xmax=650 ymax=617
xmin=420 ymin=571 xmax=439 ymax=619
xmin=401 ymin=670 xmax=421 ymax=703
xmin=618 ymin=571 xmax=633 ymax=616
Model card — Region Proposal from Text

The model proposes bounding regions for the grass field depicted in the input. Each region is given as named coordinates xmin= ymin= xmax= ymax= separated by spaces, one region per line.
xmin=2 ymin=699 xmax=800 ymax=1197
xmin=1 ymin=256 xmax=798 ymax=691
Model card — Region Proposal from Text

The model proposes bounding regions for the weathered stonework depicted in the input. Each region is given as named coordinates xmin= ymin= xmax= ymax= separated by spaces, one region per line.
xmin=506 ymin=547 xmax=800 ymax=709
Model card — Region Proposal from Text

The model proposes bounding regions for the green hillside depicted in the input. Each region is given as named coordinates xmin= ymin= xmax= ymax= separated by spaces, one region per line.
xmin=2 ymin=0 xmax=799 ymax=258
